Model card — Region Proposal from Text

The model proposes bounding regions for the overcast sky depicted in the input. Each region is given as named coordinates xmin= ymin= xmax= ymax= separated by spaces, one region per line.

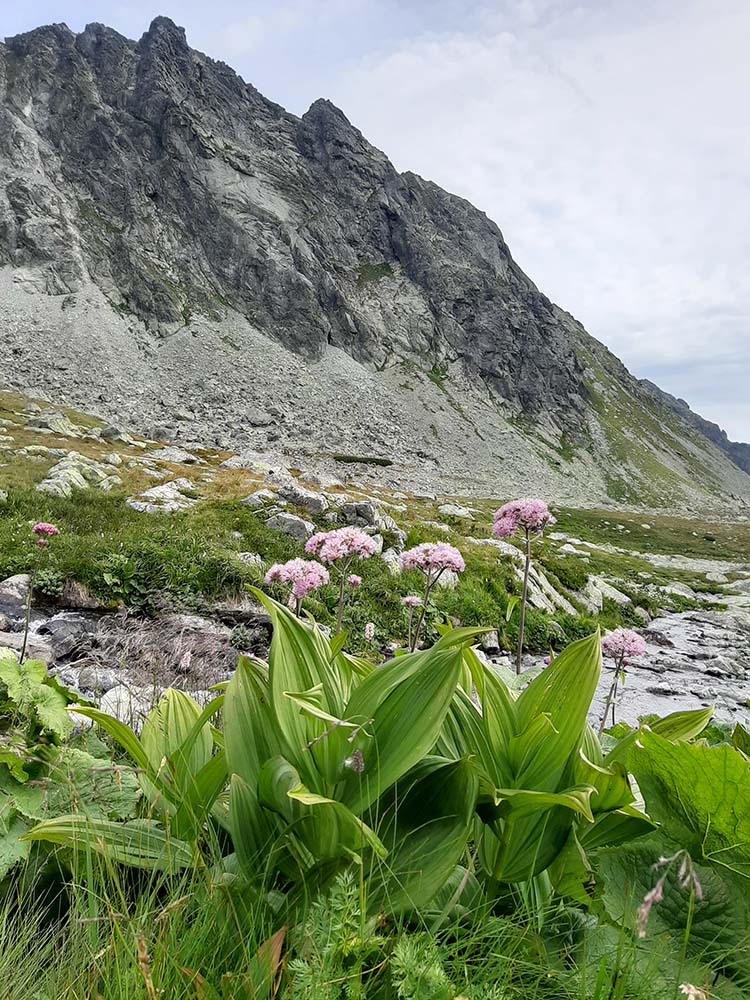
xmin=6 ymin=1 xmax=749 ymax=440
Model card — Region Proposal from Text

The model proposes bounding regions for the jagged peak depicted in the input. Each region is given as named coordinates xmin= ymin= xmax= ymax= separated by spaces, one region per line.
xmin=4 ymin=22 xmax=75 ymax=52
xmin=137 ymin=16 xmax=189 ymax=51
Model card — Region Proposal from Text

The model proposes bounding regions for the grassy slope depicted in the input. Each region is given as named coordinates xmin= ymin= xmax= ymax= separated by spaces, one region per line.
xmin=2 ymin=391 xmax=742 ymax=657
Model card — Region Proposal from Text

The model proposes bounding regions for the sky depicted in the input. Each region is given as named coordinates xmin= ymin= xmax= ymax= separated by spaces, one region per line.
xmin=5 ymin=1 xmax=750 ymax=440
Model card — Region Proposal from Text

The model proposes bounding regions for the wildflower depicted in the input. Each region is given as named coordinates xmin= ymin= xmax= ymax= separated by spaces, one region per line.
xmin=305 ymin=527 xmax=377 ymax=564
xmin=601 ymin=628 xmax=647 ymax=660
xmin=398 ymin=542 xmax=465 ymax=651
xmin=636 ymin=875 xmax=665 ymax=937
xmin=400 ymin=595 xmax=422 ymax=608
xmin=490 ymin=499 xmax=554 ymax=674
xmin=347 ymin=574 xmax=362 ymax=587
xmin=32 ymin=522 xmax=60 ymax=537
xmin=364 ymin=622 xmax=375 ymax=642
xmin=398 ymin=542 xmax=465 ymax=575
xmin=598 ymin=628 xmax=647 ymax=733
xmin=305 ymin=527 xmax=376 ymax=633
xmin=263 ymin=558 xmax=329 ymax=615
xmin=637 ymin=850 xmax=702 ymax=939
xmin=20 ymin=520 xmax=59 ymax=663
xmin=491 ymin=498 xmax=555 ymax=539
xmin=344 ymin=748 xmax=365 ymax=774
xmin=679 ymin=986 xmax=707 ymax=1000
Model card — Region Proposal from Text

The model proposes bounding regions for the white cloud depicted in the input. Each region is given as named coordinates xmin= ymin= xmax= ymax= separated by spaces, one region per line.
xmin=321 ymin=0 xmax=750 ymax=437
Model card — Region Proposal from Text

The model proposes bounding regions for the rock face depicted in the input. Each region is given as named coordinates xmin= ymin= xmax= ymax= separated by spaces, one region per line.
xmin=1 ymin=17 xmax=750 ymax=505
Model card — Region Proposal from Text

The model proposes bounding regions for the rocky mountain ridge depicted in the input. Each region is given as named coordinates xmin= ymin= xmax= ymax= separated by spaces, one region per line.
xmin=0 ymin=16 xmax=748 ymax=509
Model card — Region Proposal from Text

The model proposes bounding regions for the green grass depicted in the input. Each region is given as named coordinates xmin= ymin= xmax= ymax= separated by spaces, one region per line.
xmin=356 ymin=261 xmax=393 ymax=286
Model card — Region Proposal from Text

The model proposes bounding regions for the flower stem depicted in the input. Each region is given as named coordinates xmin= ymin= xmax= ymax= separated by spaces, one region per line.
xmin=411 ymin=572 xmax=440 ymax=651
xmin=515 ymin=530 xmax=531 ymax=675
xmin=335 ymin=572 xmax=347 ymax=635
xmin=19 ymin=579 xmax=32 ymax=664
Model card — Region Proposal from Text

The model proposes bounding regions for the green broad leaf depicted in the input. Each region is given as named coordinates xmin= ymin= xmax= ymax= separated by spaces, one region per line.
xmin=732 ymin=723 xmax=750 ymax=756
xmin=286 ymin=784 xmax=387 ymax=860
xmin=599 ymin=832 xmax=750 ymax=986
xmin=228 ymin=773 xmax=278 ymax=880
xmin=0 ymin=748 xmax=140 ymax=822
xmin=548 ymin=830 xmax=593 ymax=905
xmin=224 ymin=656 xmax=277 ymax=788
xmin=650 ymin=706 xmax=714 ymax=742
xmin=629 ymin=731 xmax=750 ymax=878
xmin=578 ymin=806 xmax=655 ymax=852
xmin=513 ymin=631 xmax=602 ymax=788
xmin=172 ymin=750 xmax=228 ymax=843
xmin=495 ymin=784 xmax=596 ymax=824
xmin=0 ymin=747 xmax=30 ymax=783
xmin=335 ymin=644 xmax=465 ymax=815
xmin=258 ymin=756 xmax=301 ymax=824
xmin=283 ymin=688 xmax=358 ymax=730
xmin=140 ymin=689 xmax=213 ymax=778
xmin=249 ymin=589 xmax=348 ymax=789
xmin=22 ymin=816 xmax=194 ymax=872
xmin=366 ymin=757 xmax=478 ymax=916
xmin=570 ymin=749 xmax=634 ymax=814
xmin=67 ymin=707 xmax=152 ymax=775
xmin=0 ymin=809 xmax=30 ymax=879
xmin=0 ymin=657 xmax=72 ymax=740
xmin=484 ymin=798 xmax=585 ymax=884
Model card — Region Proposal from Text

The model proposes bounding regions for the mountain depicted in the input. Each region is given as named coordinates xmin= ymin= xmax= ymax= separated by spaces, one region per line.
xmin=0 ymin=16 xmax=748 ymax=510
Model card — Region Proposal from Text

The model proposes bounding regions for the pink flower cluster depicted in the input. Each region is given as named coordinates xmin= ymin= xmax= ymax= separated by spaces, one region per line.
xmin=601 ymin=628 xmax=647 ymax=661
xmin=264 ymin=558 xmax=329 ymax=600
xmin=492 ymin=498 xmax=556 ymax=538
xmin=347 ymin=574 xmax=362 ymax=588
xmin=398 ymin=542 xmax=465 ymax=576
xmin=305 ymin=527 xmax=377 ymax=565
xmin=400 ymin=594 xmax=422 ymax=608
xmin=364 ymin=622 xmax=375 ymax=641
xmin=32 ymin=521 xmax=59 ymax=549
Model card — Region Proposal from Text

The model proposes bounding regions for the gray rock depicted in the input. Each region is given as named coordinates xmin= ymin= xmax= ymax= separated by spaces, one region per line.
xmin=37 ymin=612 xmax=98 ymax=661
xmin=0 ymin=630 xmax=53 ymax=662
xmin=265 ymin=512 xmax=315 ymax=541
xmin=126 ymin=478 xmax=198 ymax=514
xmin=438 ymin=503 xmax=474 ymax=520
xmin=380 ymin=548 xmax=401 ymax=574
xmin=0 ymin=490 xmax=7 ymax=504
xmin=149 ymin=446 xmax=204 ymax=465
xmin=0 ymin=574 xmax=31 ymax=619
xmin=36 ymin=451 xmax=118 ymax=497
xmin=75 ymin=665 xmax=120 ymax=693
xmin=26 ymin=410 xmax=83 ymax=437
xmin=240 ymin=489 xmax=276 ymax=509
xmin=278 ymin=483 xmax=329 ymax=514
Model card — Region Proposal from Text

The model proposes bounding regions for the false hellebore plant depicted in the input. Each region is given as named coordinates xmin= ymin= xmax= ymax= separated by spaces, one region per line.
xmin=492 ymin=499 xmax=555 ymax=674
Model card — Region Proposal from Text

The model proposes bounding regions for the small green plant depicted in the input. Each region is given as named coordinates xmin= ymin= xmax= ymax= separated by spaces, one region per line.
xmin=32 ymin=567 xmax=64 ymax=600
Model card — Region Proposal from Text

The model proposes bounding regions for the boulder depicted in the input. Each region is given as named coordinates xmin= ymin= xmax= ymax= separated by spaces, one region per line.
xmin=36 ymin=451 xmax=118 ymax=498
xmin=149 ymin=445 xmax=204 ymax=465
xmin=0 ymin=574 xmax=31 ymax=620
xmin=36 ymin=612 xmax=98 ymax=661
xmin=26 ymin=410 xmax=83 ymax=437
xmin=278 ymin=483 xmax=329 ymax=514
xmin=0 ymin=630 xmax=53 ymax=662
xmin=126 ymin=478 xmax=198 ymax=514
xmin=438 ymin=503 xmax=474 ymax=520
xmin=265 ymin=512 xmax=315 ymax=541
xmin=240 ymin=489 xmax=276 ymax=509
